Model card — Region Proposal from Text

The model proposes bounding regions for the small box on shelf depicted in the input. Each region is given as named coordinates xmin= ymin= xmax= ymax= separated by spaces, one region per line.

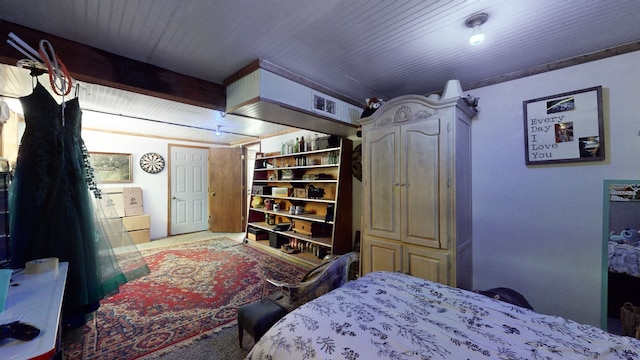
xmin=247 ymin=226 xmax=269 ymax=241
xmin=252 ymin=185 xmax=272 ymax=195
xmin=272 ymin=187 xmax=291 ymax=197
xmin=293 ymin=219 xmax=332 ymax=237
xmin=293 ymin=188 xmax=307 ymax=198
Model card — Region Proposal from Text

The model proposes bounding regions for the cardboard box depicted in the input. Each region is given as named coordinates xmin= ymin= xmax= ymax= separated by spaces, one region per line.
xmin=128 ymin=229 xmax=150 ymax=244
xmin=104 ymin=188 xmax=125 ymax=209
xmin=122 ymin=214 xmax=150 ymax=231
xmin=123 ymin=187 xmax=143 ymax=209
xmin=124 ymin=207 xmax=144 ymax=216
xmin=103 ymin=187 xmax=143 ymax=216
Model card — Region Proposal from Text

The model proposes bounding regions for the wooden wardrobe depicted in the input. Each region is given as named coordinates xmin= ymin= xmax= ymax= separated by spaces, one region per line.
xmin=359 ymin=94 xmax=476 ymax=289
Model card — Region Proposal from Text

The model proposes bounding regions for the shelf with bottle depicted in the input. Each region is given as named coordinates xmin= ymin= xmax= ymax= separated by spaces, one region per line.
xmin=254 ymin=163 xmax=339 ymax=172
xmin=256 ymin=146 xmax=341 ymax=161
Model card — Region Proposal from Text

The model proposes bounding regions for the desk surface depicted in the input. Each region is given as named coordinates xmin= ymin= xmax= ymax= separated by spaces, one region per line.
xmin=0 ymin=262 xmax=68 ymax=360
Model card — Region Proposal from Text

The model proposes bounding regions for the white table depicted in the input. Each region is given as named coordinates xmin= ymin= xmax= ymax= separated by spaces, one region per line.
xmin=0 ymin=262 xmax=68 ymax=360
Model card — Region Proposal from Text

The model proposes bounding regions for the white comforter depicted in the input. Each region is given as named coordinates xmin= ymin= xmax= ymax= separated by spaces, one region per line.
xmin=247 ymin=271 xmax=640 ymax=359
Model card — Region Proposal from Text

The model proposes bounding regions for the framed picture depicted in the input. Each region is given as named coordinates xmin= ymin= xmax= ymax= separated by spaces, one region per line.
xmin=89 ymin=152 xmax=132 ymax=183
xmin=523 ymin=86 xmax=604 ymax=165
xmin=312 ymin=91 xmax=337 ymax=118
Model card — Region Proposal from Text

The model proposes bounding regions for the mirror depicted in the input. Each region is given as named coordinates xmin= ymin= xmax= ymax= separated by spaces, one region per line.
xmin=603 ymin=180 xmax=640 ymax=332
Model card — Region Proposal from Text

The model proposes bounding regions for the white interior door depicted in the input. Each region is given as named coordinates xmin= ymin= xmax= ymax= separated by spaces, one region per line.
xmin=170 ymin=146 xmax=209 ymax=235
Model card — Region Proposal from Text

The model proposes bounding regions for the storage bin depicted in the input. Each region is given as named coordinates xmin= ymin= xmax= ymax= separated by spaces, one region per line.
xmin=247 ymin=226 xmax=269 ymax=241
xmin=269 ymin=232 xmax=289 ymax=248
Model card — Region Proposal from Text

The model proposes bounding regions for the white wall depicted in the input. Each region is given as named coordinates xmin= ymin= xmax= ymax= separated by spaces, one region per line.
xmin=470 ymin=50 xmax=640 ymax=327
xmin=81 ymin=120 xmax=222 ymax=240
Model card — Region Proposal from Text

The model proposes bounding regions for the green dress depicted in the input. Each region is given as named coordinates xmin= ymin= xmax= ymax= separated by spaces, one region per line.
xmin=10 ymin=82 xmax=149 ymax=327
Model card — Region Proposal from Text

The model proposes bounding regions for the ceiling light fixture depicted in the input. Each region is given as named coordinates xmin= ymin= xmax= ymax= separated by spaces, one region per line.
xmin=215 ymin=125 xmax=221 ymax=136
xmin=465 ymin=13 xmax=489 ymax=46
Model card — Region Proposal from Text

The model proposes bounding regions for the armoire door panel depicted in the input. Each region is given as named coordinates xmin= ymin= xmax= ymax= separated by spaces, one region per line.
xmin=362 ymin=237 xmax=402 ymax=274
xmin=365 ymin=127 xmax=401 ymax=240
xmin=403 ymin=245 xmax=450 ymax=284
xmin=402 ymin=121 xmax=441 ymax=248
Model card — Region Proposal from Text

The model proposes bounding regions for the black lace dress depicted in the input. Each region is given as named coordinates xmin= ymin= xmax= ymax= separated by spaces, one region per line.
xmin=10 ymin=82 xmax=148 ymax=327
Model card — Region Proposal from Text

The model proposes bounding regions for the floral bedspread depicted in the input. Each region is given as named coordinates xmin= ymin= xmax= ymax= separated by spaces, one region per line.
xmin=246 ymin=271 xmax=640 ymax=360
xmin=609 ymin=241 xmax=640 ymax=277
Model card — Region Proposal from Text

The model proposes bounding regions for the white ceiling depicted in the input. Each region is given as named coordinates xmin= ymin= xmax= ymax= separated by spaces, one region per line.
xmin=0 ymin=0 xmax=639 ymax=145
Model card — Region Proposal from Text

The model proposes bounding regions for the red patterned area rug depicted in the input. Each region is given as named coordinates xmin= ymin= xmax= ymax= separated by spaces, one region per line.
xmin=62 ymin=237 xmax=307 ymax=359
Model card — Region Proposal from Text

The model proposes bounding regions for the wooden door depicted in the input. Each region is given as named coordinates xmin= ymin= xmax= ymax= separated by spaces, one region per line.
xmin=169 ymin=146 xmax=209 ymax=235
xmin=209 ymin=148 xmax=243 ymax=232
xmin=402 ymin=119 xmax=442 ymax=249
xmin=363 ymin=126 xmax=401 ymax=241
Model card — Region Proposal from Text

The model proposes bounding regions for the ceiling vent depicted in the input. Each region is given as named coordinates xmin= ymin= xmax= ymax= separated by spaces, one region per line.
xmin=224 ymin=59 xmax=361 ymax=137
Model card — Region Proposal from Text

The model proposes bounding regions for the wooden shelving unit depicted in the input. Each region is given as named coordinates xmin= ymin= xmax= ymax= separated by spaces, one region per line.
xmin=245 ymin=138 xmax=352 ymax=266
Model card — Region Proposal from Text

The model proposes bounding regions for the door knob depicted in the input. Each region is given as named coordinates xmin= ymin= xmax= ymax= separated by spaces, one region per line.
xmin=211 ymin=192 xmax=215 ymax=196
xmin=172 ymin=196 xmax=177 ymax=199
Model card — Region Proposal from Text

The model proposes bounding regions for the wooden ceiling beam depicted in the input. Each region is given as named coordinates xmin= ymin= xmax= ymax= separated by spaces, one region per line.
xmin=0 ymin=20 xmax=226 ymax=111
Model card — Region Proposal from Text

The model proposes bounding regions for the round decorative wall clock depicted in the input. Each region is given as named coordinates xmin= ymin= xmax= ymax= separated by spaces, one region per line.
xmin=139 ymin=152 xmax=165 ymax=174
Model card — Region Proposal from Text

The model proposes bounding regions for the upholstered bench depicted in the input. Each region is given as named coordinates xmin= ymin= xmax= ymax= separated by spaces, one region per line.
xmin=237 ymin=300 xmax=287 ymax=348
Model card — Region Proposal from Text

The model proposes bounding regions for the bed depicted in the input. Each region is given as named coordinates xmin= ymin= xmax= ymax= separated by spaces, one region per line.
xmin=246 ymin=271 xmax=640 ymax=359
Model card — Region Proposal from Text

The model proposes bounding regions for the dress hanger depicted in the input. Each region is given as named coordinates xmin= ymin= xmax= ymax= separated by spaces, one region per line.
xmin=8 ymin=33 xmax=73 ymax=96
xmin=38 ymin=40 xmax=72 ymax=97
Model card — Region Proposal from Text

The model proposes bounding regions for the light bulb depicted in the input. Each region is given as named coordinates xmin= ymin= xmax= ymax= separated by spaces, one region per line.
xmin=469 ymin=24 xmax=485 ymax=45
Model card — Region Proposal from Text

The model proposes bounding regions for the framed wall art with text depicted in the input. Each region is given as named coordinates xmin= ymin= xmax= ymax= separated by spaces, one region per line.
xmin=523 ymin=86 xmax=604 ymax=165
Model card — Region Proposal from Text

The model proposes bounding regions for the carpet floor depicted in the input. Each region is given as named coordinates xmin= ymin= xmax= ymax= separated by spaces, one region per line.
xmin=62 ymin=232 xmax=306 ymax=359
xmin=146 ymin=324 xmax=253 ymax=360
